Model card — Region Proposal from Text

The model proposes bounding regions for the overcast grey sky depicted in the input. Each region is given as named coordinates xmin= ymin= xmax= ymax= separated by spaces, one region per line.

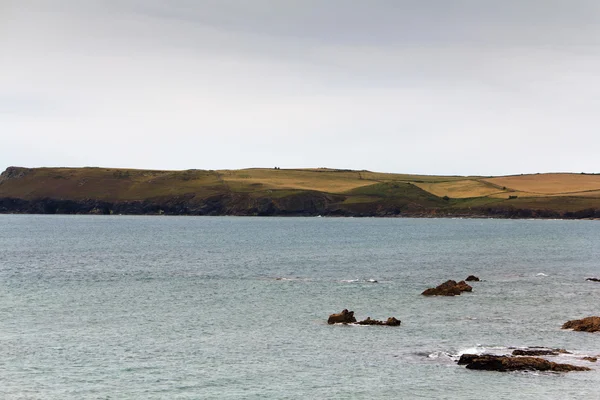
xmin=1 ymin=1 xmax=599 ymax=175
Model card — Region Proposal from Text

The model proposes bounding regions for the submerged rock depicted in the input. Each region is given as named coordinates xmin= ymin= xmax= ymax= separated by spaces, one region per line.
xmin=512 ymin=349 xmax=558 ymax=356
xmin=457 ymin=354 xmax=590 ymax=372
xmin=562 ymin=316 xmax=600 ymax=333
xmin=356 ymin=317 xmax=401 ymax=326
xmin=327 ymin=309 xmax=357 ymax=324
xmin=422 ymin=280 xmax=472 ymax=296
xmin=465 ymin=275 xmax=480 ymax=282
xmin=583 ymin=357 xmax=597 ymax=363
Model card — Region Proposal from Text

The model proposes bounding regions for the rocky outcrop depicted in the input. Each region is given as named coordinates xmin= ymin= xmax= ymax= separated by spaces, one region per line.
xmin=327 ymin=310 xmax=400 ymax=326
xmin=327 ymin=309 xmax=357 ymax=324
xmin=0 ymin=166 xmax=30 ymax=184
xmin=356 ymin=317 xmax=401 ymax=326
xmin=457 ymin=354 xmax=591 ymax=372
xmin=586 ymin=277 xmax=600 ymax=282
xmin=465 ymin=275 xmax=480 ymax=282
xmin=422 ymin=280 xmax=472 ymax=296
xmin=455 ymin=281 xmax=473 ymax=292
xmin=562 ymin=316 xmax=600 ymax=332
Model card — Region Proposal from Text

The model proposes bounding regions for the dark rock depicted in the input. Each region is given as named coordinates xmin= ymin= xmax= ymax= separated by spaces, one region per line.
xmin=512 ymin=349 xmax=558 ymax=356
xmin=422 ymin=280 xmax=472 ymax=296
xmin=583 ymin=357 xmax=597 ymax=363
xmin=562 ymin=316 xmax=600 ymax=332
xmin=327 ymin=309 xmax=356 ymax=324
xmin=356 ymin=317 xmax=401 ymax=326
xmin=457 ymin=354 xmax=481 ymax=365
xmin=586 ymin=277 xmax=600 ymax=282
xmin=455 ymin=280 xmax=472 ymax=292
xmin=458 ymin=354 xmax=591 ymax=372
xmin=465 ymin=275 xmax=480 ymax=282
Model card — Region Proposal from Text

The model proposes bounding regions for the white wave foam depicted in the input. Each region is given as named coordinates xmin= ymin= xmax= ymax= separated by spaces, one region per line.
xmin=454 ymin=345 xmax=510 ymax=359
xmin=536 ymin=273 xmax=548 ymax=277
xmin=427 ymin=351 xmax=452 ymax=359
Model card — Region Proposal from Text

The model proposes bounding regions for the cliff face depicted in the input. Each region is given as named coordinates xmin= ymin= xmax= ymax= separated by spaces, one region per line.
xmin=1 ymin=167 xmax=599 ymax=218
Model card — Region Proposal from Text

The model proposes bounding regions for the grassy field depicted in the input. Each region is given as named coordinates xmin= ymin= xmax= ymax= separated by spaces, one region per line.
xmin=483 ymin=173 xmax=600 ymax=195
xmin=1 ymin=167 xmax=599 ymax=216
xmin=413 ymin=179 xmax=505 ymax=198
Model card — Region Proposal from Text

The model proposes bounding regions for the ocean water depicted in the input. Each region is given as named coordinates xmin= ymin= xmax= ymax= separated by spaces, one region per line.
xmin=0 ymin=215 xmax=599 ymax=399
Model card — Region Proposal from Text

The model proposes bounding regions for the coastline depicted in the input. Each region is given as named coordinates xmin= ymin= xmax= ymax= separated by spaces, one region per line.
xmin=2 ymin=167 xmax=600 ymax=220
xmin=1 ymin=196 xmax=598 ymax=220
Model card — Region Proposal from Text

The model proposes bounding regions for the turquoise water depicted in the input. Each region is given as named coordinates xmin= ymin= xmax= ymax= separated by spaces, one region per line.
xmin=1 ymin=215 xmax=599 ymax=399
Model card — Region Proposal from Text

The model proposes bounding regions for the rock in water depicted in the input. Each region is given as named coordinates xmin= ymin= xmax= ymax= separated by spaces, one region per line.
xmin=455 ymin=280 xmax=472 ymax=292
xmin=422 ymin=280 xmax=472 ymax=296
xmin=586 ymin=277 xmax=600 ymax=282
xmin=327 ymin=309 xmax=357 ymax=324
xmin=458 ymin=354 xmax=590 ymax=372
xmin=562 ymin=316 xmax=600 ymax=332
xmin=465 ymin=275 xmax=480 ymax=282
xmin=512 ymin=349 xmax=558 ymax=356
xmin=355 ymin=317 xmax=401 ymax=326
xmin=583 ymin=357 xmax=597 ymax=363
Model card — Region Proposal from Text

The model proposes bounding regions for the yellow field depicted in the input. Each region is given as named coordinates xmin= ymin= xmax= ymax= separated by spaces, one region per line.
xmin=217 ymin=168 xmax=375 ymax=193
xmin=413 ymin=179 xmax=504 ymax=198
xmin=483 ymin=174 xmax=600 ymax=195
xmin=414 ymin=173 xmax=600 ymax=199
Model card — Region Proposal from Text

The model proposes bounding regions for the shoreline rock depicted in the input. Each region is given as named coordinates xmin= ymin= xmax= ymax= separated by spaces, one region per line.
xmin=327 ymin=310 xmax=401 ymax=326
xmin=512 ymin=349 xmax=558 ymax=356
xmin=562 ymin=316 xmax=600 ymax=333
xmin=422 ymin=280 xmax=472 ymax=296
xmin=356 ymin=317 xmax=401 ymax=326
xmin=327 ymin=309 xmax=356 ymax=324
xmin=457 ymin=354 xmax=591 ymax=372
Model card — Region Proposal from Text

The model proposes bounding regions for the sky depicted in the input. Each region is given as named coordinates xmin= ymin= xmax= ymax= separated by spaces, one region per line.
xmin=1 ymin=0 xmax=599 ymax=176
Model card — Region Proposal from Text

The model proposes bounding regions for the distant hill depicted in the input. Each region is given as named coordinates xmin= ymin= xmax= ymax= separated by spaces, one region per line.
xmin=1 ymin=166 xmax=600 ymax=218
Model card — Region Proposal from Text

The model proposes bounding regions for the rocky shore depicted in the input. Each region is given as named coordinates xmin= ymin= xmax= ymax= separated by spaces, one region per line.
xmin=2 ymin=195 xmax=599 ymax=219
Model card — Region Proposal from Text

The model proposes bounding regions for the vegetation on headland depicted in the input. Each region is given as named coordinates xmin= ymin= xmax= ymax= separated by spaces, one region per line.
xmin=1 ymin=166 xmax=600 ymax=218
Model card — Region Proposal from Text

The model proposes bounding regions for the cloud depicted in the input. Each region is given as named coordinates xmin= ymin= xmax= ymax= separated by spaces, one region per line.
xmin=1 ymin=1 xmax=599 ymax=174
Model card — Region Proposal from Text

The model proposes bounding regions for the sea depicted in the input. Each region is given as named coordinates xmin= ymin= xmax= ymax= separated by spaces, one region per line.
xmin=1 ymin=215 xmax=599 ymax=399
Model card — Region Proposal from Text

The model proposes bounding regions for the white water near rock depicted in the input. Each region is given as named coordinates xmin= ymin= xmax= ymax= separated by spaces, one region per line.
xmin=1 ymin=215 xmax=599 ymax=399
